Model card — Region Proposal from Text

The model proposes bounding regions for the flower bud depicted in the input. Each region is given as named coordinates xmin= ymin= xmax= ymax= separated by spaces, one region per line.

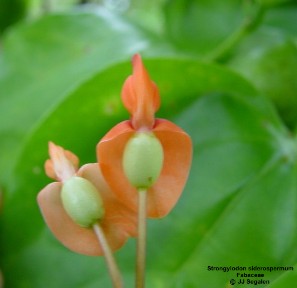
xmin=61 ymin=177 xmax=104 ymax=228
xmin=123 ymin=132 xmax=164 ymax=189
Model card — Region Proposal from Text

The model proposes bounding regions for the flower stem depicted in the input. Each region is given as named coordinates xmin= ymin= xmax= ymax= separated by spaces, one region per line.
xmin=93 ymin=223 xmax=123 ymax=288
xmin=136 ymin=189 xmax=147 ymax=288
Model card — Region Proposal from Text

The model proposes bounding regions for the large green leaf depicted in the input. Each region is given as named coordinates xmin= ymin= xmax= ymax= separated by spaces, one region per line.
xmin=0 ymin=0 xmax=28 ymax=34
xmin=0 ymin=10 xmax=162 ymax=287
xmin=0 ymin=9 xmax=165 ymax=182
xmin=227 ymin=3 xmax=297 ymax=129
xmin=229 ymin=36 xmax=297 ymax=130
xmin=163 ymin=0 xmax=254 ymax=57
xmin=146 ymin=93 xmax=297 ymax=288
xmin=263 ymin=2 xmax=297 ymax=37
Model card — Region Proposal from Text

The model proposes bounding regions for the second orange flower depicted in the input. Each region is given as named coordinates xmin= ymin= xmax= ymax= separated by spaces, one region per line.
xmin=97 ymin=54 xmax=192 ymax=218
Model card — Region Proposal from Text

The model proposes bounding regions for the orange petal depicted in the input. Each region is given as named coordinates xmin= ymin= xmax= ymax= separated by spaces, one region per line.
xmin=44 ymin=159 xmax=57 ymax=180
xmin=97 ymin=121 xmax=139 ymax=212
xmin=121 ymin=54 xmax=160 ymax=130
xmin=37 ymin=182 xmax=102 ymax=256
xmin=45 ymin=142 xmax=79 ymax=181
xmin=78 ymin=163 xmax=137 ymax=241
xmin=97 ymin=119 xmax=192 ymax=218
xmin=148 ymin=119 xmax=192 ymax=217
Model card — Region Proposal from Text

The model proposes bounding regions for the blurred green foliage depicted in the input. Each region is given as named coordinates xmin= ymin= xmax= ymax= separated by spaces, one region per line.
xmin=0 ymin=0 xmax=28 ymax=34
xmin=0 ymin=0 xmax=296 ymax=287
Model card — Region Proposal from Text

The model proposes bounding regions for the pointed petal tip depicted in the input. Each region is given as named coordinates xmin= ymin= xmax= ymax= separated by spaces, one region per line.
xmin=132 ymin=53 xmax=141 ymax=62
xmin=122 ymin=54 xmax=160 ymax=130
xmin=48 ymin=140 xmax=55 ymax=148
xmin=48 ymin=141 xmax=60 ymax=156
xmin=132 ymin=53 xmax=142 ymax=69
xmin=45 ymin=142 xmax=79 ymax=181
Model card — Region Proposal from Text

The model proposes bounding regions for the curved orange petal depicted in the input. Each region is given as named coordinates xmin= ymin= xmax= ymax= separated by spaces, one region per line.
xmin=121 ymin=54 xmax=160 ymax=130
xmin=44 ymin=159 xmax=56 ymax=180
xmin=97 ymin=119 xmax=192 ymax=218
xmin=37 ymin=182 xmax=102 ymax=256
xmin=78 ymin=163 xmax=137 ymax=241
xmin=149 ymin=119 xmax=192 ymax=218
xmin=97 ymin=121 xmax=139 ymax=211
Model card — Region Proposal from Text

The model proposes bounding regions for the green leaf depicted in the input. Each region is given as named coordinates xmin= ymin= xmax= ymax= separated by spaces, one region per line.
xmin=267 ymin=263 xmax=297 ymax=287
xmin=263 ymin=2 xmax=297 ymax=37
xmin=163 ymin=0 xmax=251 ymax=56
xmin=228 ymin=29 xmax=297 ymax=129
xmin=0 ymin=0 xmax=28 ymax=34
xmin=0 ymin=10 xmax=162 ymax=182
xmin=145 ymin=93 xmax=297 ymax=287
xmin=225 ymin=2 xmax=297 ymax=129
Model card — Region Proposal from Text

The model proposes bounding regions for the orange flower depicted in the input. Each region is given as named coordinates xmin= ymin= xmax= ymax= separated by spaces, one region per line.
xmin=37 ymin=142 xmax=137 ymax=256
xmin=97 ymin=54 xmax=192 ymax=218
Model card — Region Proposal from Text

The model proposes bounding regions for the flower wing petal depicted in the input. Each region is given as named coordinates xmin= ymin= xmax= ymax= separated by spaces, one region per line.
xmin=97 ymin=119 xmax=192 ymax=219
xmin=78 ymin=163 xmax=137 ymax=242
xmin=96 ymin=121 xmax=139 ymax=213
xmin=37 ymin=182 xmax=102 ymax=256
xmin=148 ymin=119 xmax=193 ymax=218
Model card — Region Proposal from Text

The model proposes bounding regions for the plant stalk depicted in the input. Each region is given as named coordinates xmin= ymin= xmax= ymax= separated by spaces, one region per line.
xmin=93 ymin=223 xmax=123 ymax=288
xmin=135 ymin=189 xmax=147 ymax=288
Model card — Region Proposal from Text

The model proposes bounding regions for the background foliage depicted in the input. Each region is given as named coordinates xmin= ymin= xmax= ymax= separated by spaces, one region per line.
xmin=0 ymin=0 xmax=297 ymax=287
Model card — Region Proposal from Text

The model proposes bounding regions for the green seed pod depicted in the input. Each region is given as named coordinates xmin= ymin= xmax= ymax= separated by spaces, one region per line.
xmin=61 ymin=177 xmax=104 ymax=228
xmin=123 ymin=132 xmax=164 ymax=189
